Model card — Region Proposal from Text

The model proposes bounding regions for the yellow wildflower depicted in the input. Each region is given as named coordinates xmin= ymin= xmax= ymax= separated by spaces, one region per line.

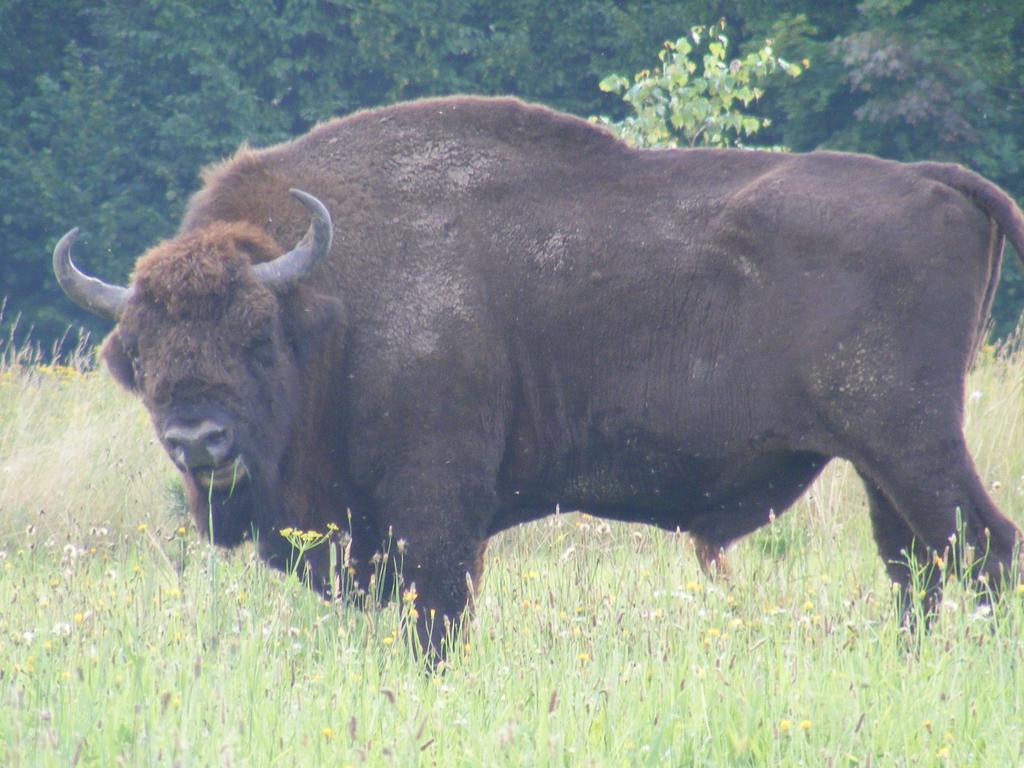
xmin=779 ymin=720 xmax=791 ymax=734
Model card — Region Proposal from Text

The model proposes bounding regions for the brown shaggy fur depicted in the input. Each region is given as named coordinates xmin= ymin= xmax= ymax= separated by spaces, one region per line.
xmin=133 ymin=223 xmax=281 ymax=311
xmin=59 ymin=95 xmax=1024 ymax=658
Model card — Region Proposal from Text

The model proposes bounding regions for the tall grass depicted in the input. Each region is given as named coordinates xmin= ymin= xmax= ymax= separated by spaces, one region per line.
xmin=1 ymin=336 xmax=1024 ymax=765
xmin=0 ymin=338 xmax=177 ymax=550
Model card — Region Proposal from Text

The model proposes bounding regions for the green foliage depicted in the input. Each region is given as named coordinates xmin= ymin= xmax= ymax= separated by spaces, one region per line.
xmin=2 ymin=1 xmax=1023 ymax=342
xmin=596 ymin=22 xmax=804 ymax=149
xmin=0 ymin=0 xmax=714 ymax=345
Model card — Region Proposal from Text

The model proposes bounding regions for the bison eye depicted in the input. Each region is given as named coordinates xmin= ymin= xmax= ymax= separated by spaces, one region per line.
xmin=245 ymin=334 xmax=275 ymax=368
xmin=128 ymin=349 xmax=143 ymax=380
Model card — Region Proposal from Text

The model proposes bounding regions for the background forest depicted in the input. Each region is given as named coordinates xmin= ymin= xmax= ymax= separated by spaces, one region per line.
xmin=3 ymin=0 xmax=1023 ymax=345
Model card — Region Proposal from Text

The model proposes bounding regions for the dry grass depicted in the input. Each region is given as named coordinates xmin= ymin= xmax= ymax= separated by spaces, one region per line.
xmin=2 ymin=336 xmax=1024 ymax=765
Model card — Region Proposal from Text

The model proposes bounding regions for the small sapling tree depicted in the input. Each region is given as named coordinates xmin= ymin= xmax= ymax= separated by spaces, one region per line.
xmin=596 ymin=21 xmax=805 ymax=149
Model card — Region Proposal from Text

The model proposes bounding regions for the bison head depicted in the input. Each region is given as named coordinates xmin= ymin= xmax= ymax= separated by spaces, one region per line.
xmin=53 ymin=190 xmax=343 ymax=546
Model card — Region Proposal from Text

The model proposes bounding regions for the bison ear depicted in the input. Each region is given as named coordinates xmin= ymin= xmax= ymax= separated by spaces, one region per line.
xmin=101 ymin=330 xmax=136 ymax=390
xmin=280 ymin=288 xmax=346 ymax=364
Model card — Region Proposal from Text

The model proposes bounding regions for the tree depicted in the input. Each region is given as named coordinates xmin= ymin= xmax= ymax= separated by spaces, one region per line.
xmin=594 ymin=21 xmax=804 ymax=148
xmin=2 ymin=0 xmax=729 ymax=346
xmin=762 ymin=1 xmax=1024 ymax=335
xmin=2 ymin=1 xmax=1022 ymax=344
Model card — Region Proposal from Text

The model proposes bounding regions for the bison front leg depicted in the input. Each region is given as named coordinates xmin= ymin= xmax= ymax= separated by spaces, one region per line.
xmin=350 ymin=326 xmax=510 ymax=660
xmin=398 ymin=527 xmax=489 ymax=661
xmin=370 ymin=482 xmax=494 ymax=661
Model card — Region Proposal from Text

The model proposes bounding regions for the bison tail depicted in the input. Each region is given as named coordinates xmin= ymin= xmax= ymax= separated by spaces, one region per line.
xmin=914 ymin=161 xmax=1024 ymax=266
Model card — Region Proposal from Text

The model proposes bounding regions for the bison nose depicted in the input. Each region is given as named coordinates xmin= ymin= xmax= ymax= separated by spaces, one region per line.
xmin=163 ymin=420 xmax=235 ymax=471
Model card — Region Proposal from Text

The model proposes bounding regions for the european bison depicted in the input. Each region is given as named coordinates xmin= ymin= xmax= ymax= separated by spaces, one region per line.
xmin=54 ymin=96 xmax=1024 ymax=655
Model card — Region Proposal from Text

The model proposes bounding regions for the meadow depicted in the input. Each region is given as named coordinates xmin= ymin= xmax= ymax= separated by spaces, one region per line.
xmin=2 ymin=335 xmax=1024 ymax=767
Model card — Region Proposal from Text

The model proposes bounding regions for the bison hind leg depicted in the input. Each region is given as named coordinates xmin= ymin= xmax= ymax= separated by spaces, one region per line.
xmin=859 ymin=472 xmax=942 ymax=625
xmin=852 ymin=429 xmax=1022 ymax=616
xmin=684 ymin=450 xmax=831 ymax=580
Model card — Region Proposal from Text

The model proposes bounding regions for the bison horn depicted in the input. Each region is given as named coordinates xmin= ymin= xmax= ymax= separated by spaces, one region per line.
xmin=251 ymin=189 xmax=333 ymax=289
xmin=52 ymin=227 xmax=131 ymax=321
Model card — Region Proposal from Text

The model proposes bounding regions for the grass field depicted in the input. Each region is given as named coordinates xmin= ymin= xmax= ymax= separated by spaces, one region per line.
xmin=2 ymin=337 xmax=1024 ymax=766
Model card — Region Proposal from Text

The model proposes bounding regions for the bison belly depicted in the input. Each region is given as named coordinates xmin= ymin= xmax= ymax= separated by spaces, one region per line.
xmin=493 ymin=432 xmax=828 ymax=541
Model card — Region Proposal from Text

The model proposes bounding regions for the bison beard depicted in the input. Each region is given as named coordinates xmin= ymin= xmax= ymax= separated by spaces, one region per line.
xmin=185 ymin=475 xmax=259 ymax=548
xmin=53 ymin=96 xmax=1024 ymax=661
